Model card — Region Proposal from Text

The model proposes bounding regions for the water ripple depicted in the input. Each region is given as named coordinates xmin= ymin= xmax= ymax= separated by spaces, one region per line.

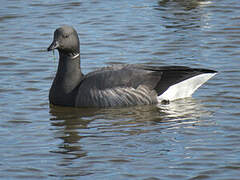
xmin=0 ymin=0 xmax=240 ymax=179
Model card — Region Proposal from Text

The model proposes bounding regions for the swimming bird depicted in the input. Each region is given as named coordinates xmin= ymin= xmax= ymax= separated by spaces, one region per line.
xmin=47 ymin=25 xmax=217 ymax=108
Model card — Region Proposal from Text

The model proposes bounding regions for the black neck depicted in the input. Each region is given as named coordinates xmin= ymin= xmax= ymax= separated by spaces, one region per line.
xmin=57 ymin=51 xmax=81 ymax=77
xmin=49 ymin=51 xmax=83 ymax=106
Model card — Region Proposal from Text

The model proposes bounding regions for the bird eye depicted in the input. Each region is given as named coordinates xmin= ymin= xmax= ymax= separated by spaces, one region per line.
xmin=63 ymin=34 xmax=69 ymax=38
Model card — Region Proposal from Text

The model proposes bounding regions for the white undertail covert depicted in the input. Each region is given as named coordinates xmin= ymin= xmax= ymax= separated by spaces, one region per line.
xmin=157 ymin=73 xmax=217 ymax=102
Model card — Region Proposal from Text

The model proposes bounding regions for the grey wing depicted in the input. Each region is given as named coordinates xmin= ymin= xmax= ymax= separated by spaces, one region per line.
xmin=75 ymin=65 xmax=161 ymax=107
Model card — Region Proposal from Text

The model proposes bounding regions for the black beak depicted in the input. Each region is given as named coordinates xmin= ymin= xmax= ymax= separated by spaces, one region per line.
xmin=47 ymin=40 xmax=59 ymax=51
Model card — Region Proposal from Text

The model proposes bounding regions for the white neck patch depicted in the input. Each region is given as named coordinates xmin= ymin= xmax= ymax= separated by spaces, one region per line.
xmin=71 ymin=53 xmax=80 ymax=59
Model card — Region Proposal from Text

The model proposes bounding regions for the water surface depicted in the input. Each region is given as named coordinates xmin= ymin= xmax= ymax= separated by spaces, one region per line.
xmin=1 ymin=0 xmax=240 ymax=179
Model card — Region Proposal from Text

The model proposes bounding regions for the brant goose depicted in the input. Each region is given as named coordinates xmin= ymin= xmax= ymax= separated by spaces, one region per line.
xmin=47 ymin=25 xmax=217 ymax=108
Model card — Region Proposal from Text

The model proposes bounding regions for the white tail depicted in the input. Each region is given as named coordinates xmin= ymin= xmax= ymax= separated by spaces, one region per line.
xmin=157 ymin=73 xmax=217 ymax=102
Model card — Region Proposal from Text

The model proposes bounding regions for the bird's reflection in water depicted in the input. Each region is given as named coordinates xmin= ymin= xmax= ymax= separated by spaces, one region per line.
xmin=48 ymin=98 xmax=214 ymax=177
xmin=49 ymin=97 xmax=213 ymax=151
xmin=49 ymin=106 xmax=100 ymax=161
xmin=157 ymin=0 xmax=211 ymax=11
xmin=157 ymin=98 xmax=213 ymax=124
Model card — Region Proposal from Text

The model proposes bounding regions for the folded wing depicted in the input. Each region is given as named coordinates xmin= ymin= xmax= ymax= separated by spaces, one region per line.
xmin=75 ymin=64 xmax=216 ymax=107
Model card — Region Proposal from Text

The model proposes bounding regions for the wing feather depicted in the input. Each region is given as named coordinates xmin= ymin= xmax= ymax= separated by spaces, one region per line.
xmin=75 ymin=64 xmax=216 ymax=107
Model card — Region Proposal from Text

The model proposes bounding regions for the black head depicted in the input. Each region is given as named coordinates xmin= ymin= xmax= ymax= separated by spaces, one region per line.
xmin=47 ymin=25 xmax=80 ymax=55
